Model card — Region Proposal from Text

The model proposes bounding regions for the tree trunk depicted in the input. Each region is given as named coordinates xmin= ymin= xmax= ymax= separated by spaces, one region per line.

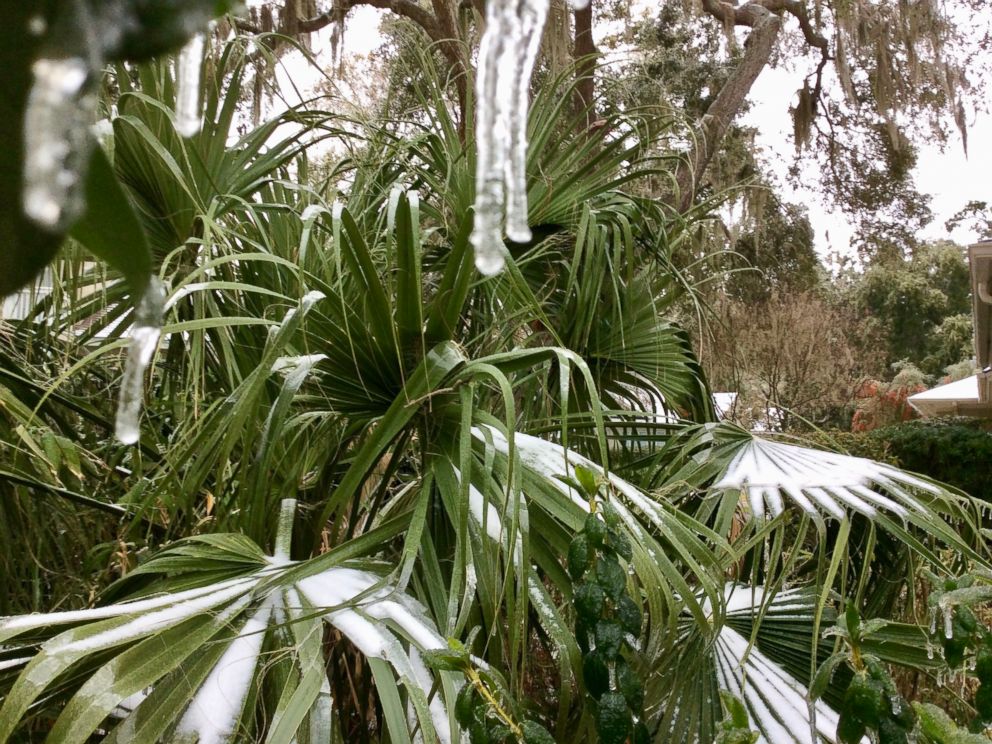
xmin=674 ymin=4 xmax=782 ymax=210
xmin=572 ymin=2 xmax=597 ymax=128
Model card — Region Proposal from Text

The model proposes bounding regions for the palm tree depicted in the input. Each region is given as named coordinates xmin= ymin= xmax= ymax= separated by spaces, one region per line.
xmin=1 ymin=36 xmax=988 ymax=744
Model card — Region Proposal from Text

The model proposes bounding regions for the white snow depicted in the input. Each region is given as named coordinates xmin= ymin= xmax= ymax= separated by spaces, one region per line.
xmin=713 ymin=437 xmax=936 ymax=522
xmin=175 ymin=602 xmax=272 ymax=744
xmin=0 ymin=576 xmax=254 ymax=640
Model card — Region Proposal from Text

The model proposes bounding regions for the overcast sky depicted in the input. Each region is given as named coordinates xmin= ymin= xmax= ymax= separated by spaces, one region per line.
xmin=744 ymin=65 xmax=991 ymax=260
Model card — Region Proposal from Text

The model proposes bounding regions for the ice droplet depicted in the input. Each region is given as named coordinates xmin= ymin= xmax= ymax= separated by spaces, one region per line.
xmin=28 ymin=15 xmax=47 ymax=35
xmin=471 ymin=0 xmax=549 ymax=274
xmin=115 ymin=279 xmax=165 ymax=444
xmin=22 ymin=57 xmax=94 ymax=230
xmin=174 ymin=34 xmax=205 ymax=137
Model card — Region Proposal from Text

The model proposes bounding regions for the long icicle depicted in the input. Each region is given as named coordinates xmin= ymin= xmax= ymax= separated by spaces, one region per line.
xmin=471 ymin=0 xmax=590 ymax=274
xmin=22 ymin=56 xmax=95 ymax=230
xmin=505 ymin=0 xmax=548 ymax=242
xmin=115 ymin=278 xmax=165 ymax=444
xmin=174 ymin=33 xmax=205 ymax=137
xmin=471 ymin=0 xmax=515 ymax=275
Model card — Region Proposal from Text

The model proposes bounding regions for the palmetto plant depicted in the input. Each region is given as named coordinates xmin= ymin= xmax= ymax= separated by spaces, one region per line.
xmin=1 ymin=36 xmax=989 ymax=744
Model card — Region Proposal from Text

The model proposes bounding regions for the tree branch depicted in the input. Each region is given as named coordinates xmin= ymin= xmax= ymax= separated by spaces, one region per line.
xmin=675 ymin=0 xmax=832 ymax=208
xmin=676 ymin=3 xmax=782 ymax=209
xmin=573 ymin=3 xmax=598 ymax=127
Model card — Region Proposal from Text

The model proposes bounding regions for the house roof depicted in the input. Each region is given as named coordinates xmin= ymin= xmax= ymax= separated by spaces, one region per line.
xmin=907 ymin=374 xmax=990 ymax=417
xmin=909 ymin=242 xmax=992 ymax=418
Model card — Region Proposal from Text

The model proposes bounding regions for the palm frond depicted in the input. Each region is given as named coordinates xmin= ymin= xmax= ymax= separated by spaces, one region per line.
xmin=0 ymin=502 xmax=453 ymax=744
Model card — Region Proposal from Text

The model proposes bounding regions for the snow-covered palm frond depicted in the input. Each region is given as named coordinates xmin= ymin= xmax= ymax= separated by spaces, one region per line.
xmin=647 ymin=423 xmax=987 ymax=564
xmin=713 ymin=436 xmax=937 ymax=523
xmin=0 ymin=503 xmax=453 ymax=744
xmin=714 ymin=585 xmax=855 ymax=744
xmin=714 ymin=625 xmax=849 ymax=744
xmin=656 ymin=583 xmax=861 ymax=744
xmin=469 ymin=425 xmax=725 ymax=628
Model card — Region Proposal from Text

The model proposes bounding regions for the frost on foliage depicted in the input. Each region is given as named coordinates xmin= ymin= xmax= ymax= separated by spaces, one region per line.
xmin=115 ymin=278 xmax=166 ymax=444
xmin=0 ymin=503 xmax=450 ymax=743
xmin=712 ymin=437 xmax=938 ymax=523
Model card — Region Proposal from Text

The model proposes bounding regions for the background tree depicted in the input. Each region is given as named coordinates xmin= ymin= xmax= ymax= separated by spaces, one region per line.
xmin=704 ymin=289 xmax=884 ymax=429
xmin=846 ymin=240 xmax=974 ymax=376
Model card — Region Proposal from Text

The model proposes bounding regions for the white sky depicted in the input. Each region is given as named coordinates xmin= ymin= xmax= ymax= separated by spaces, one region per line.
xmin=744 ymin=66 xmax=992 ymax=260
xmin=266 ymin=6 xmax=991 ymax=261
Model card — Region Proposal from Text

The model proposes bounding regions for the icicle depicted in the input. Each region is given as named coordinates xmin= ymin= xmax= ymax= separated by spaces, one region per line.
xmin=22 ymin=56 xmax=95 ymax=230
xmin=942 ymin=601 xmax=954 ymax=640
xmin=471 ymin=0 xmax=550 ymax=275
xmin=929 ymin=605 xmax=938 ymax=635
xmin=115 ymin=279 xmax=165 ymax=444
xmin=174 ymin=33 xmax=205 ymax=137
xmin=504 ymin=0 xmax=547 ymax=243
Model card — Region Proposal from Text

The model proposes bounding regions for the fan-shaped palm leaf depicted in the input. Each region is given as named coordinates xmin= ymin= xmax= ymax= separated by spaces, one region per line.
xmin=0 ymin=501 xmax=453 ymax=744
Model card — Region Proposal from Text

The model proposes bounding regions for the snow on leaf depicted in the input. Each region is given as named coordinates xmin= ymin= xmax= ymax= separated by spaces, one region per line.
xmin=712 ymin=437 xmax=936 ymax=522
xmin=709 ymin=583 xmax=867 ymax=744
xmin=175 ymin=602 xmax=272 ymax=744
xmin=714 ymin=627 xmax=850 ymax=744
xmin=0 ymin=520 xmax=450 ymax=742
